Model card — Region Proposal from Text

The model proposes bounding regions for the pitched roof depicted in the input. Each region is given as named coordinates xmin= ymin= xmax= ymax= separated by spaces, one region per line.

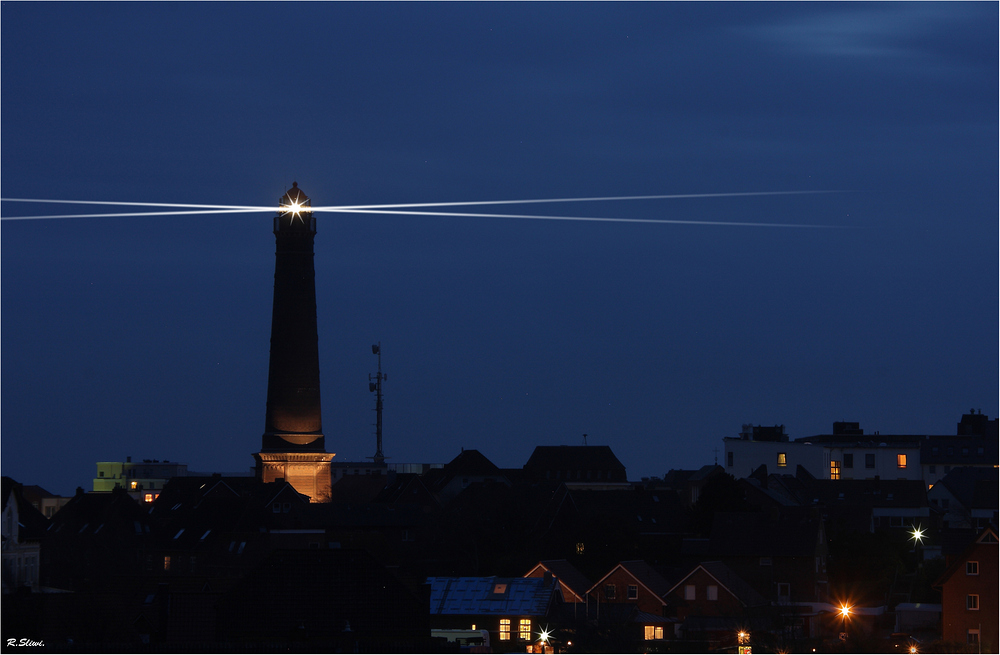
xmin=588 ymin=560 xmax=672 ymax=600
xmin=427 ymin=576 xmax=559 ymax=616
xmin=526 ymin=560 xmax=593 ymax=600
xmin=934 ymin=527 xmax=998 ymax=589
xmin=667 ymin=561 xmax=767 ymax=608
xmin=935 ymin=467 xmax=998 ymax=508
xmin=524 ymin=446 xmax=626 ymax=474
xmin=1 ymin=477 xmax=49 ymax=539
xmin=441 ymin=449 xmax=502 ymax=477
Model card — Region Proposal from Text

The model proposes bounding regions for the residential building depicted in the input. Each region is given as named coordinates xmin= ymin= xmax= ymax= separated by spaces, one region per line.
xmin=2 ymin=477 xmax=47 ymax=592
xmin=587 ymin=560 xmax=672 ymax=617
xmin=427 ymin=575 xmax=563 ymax=652
xmin=664 ymin=561 xmax=768 ymax=648
xmin=934 ymin=528 xmax=998 ymax=651
xmin=524 ymin=559 xmax=592 ymax=604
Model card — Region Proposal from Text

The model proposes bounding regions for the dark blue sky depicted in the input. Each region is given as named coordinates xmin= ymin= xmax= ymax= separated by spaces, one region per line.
xmin=2 ymin=3 xmax=996 ymax=495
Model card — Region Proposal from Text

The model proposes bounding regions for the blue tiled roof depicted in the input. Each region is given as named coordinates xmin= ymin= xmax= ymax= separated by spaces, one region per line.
xmin=427 ymin=576 xmax=556 ymax=616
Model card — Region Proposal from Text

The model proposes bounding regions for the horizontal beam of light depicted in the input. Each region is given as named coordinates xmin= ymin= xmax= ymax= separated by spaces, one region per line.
xmin=0 ymin=208 xmax=269 ymax=221
xmin=1 ymin=197 xmax=268 ymax=210
xmin=310 ymin=190 xmax=844 ymax=211
xmin=327 ymin=207 xmax=844 ymax=228
xmin=1 ymin=190 xmax=849 ymax=227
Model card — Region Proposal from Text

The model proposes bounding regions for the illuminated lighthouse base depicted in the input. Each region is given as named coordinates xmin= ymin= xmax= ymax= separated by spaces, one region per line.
xmin=254 ymin=452 xmax=334 ymax=503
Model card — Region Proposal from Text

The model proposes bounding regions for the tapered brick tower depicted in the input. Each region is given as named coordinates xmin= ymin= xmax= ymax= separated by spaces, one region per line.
xmin=253 ymin=183 xmax=333 ymax=501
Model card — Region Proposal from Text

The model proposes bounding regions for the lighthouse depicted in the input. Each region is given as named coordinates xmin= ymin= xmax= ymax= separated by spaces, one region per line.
xmin=253 ymin=183 xmax=333 ymax=501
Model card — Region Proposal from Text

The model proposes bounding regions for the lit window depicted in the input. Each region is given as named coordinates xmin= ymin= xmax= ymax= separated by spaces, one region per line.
xmin=967 ymin=594 xmax=979 ymax=610
xmin=576 ymin=542 xmax=584 ymax=555
xmin=707 ymin=585 xmax=718 ymax=601
xmin=604 ymin=584 xmax=616 ymax=600
xmin=493 ymin=583 xmax=507 ymax=594
xmin=627 ymin=585 xmax=638 ymax=600
xmin=777 ymin=453 xmax=787 ymax=467
xmin=163 ymin=556 xmax=171 ymax=571
xmin=519 ymin=619 xmax=531 ymax=640
xmin=967 ymin=561 xmax=979 ymax=575
xmin=130 ymin=481 xmax=138 ymax=489
xmin=644 ymin=625 xmax=664 ymax=640
xmin=684 ymin=585 xmax=695 ymax=600
xmin=897 ymin=454 xmax=907 ymax=468
xmin=144 ymin=493 xmax=153 ymax=503
xmin=830 ymin=461 xmax=841 ymax=480
xmin=499 ymin=619 xmax=510 ymax=641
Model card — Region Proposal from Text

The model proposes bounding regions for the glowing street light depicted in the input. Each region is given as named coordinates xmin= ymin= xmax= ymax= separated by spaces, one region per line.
xmin=839 ymin=604 xmax=851 ymax=642
xmin=910 ymin=524 xmax=925 ymax=545
xmin=737 ymin=630 xmax=751 ymax=654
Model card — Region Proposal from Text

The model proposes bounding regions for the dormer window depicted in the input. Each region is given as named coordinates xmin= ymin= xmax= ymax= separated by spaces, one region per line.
xmin=493 ymin=583 xmax=507 ymax=594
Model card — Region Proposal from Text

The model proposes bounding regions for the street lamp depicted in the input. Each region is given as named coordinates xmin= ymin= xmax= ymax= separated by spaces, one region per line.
xmin=738 ymin=630 xmax=751 ymax=654
xmin=839 ymin=604 xmax=851 ymax=641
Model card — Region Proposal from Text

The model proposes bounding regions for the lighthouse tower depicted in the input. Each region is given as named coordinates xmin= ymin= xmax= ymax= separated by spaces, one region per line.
xmin=253 ymin=182 xmax=334 ymax=501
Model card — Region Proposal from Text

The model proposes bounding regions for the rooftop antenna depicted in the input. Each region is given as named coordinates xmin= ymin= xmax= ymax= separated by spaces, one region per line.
xmin=369 ymin=343 xmax=386 ymax=464
xmin=582 ymin=433 xmax=588 ymax=446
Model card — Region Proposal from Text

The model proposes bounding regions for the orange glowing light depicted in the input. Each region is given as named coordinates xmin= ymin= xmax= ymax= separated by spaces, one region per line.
xmin=839 ymin=605 xmax=851 ymax=617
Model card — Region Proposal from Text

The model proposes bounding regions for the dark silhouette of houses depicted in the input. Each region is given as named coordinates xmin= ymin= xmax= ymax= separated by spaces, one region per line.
xmin=522 ymin=445 xmax=627 ymax=484
xmin=929 ymin=466 xmax=998 ymax=531
xmin=2 ymin=477 xmax=47 ymax=592
xmin=218 ymin=548 xmax=431 ymax=651
xmin=681 ymin=507 xmax=829 ymax=605
xmin=422 ymin=449 xmax=511 ymax=506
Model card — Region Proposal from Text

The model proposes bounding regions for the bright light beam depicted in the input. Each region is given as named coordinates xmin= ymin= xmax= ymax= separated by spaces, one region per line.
xmin=0 ymin=208 xmax=270 ymax=221
xmin=325 ymin=207 xmax=847 ymax=229
xmin=2 ymin=190 xmax=853 ymax=227
xmin=311 ymin=189 xmax=846 ymax=211
xmin=1 ymin=197 xmax=268 ymax=210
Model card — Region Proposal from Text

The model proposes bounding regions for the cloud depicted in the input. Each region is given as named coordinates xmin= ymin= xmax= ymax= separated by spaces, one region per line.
xmin=743 ymin=4 xmax=983 ymax=61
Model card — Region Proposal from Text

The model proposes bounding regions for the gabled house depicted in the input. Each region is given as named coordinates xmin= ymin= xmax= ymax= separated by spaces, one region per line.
xmin=41 ymin=485 xmax=150 ymax=592
xmin=524 ymin=559 xmax=592 ymax=604
xmin=934 ymin=527 xmax=998 ymax=651
xmin=422 ymin=449 xmax=510 ymax=505
xmin=664 ymin=561 xmax=768 ymax=648
xmin=681 ymin=507 xmax=828 ymax=604
xmin=928 ymin=466 xmax=998 ymax=531
xmin=661 ymin=465 xmax=727 ymax=507
xmin=427 ymin=574 xmax=563 ymax=652
xmin=522 ymin=445 xmax=627 ymax=486
xmin=586 ymin=560 xmax=671 ymax=616
xmin=2 ymin=477 xmax=48 ymax=592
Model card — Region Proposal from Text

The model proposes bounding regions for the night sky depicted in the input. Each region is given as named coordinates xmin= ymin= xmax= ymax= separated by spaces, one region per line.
xmin=2 ymin=3 xmax=997 ymax=496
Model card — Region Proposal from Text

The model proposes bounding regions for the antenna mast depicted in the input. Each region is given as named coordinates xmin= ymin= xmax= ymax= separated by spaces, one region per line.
xmin=369 ymin=343 xmax=386 ymax=464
